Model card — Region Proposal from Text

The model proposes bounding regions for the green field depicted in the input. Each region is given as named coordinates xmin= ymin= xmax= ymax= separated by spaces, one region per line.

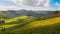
xmin=0 ymin=13 xmax=60 ymax=34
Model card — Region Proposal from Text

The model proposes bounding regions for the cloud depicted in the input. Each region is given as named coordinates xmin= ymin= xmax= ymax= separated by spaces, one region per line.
xmin=9 ymin=0 xmax=49 ymax=7
xmin=0 ymin=0 xmax=59 ymax=11
xmin=8 ymin=0 xmax=54 ymax=11
xmin=0 ymin=4 xmax=22 ymax=11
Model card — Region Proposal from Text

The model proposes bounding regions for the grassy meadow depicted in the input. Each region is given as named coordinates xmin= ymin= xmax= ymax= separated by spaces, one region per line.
xmin=0 ymin=11 xmax=60 ymax=34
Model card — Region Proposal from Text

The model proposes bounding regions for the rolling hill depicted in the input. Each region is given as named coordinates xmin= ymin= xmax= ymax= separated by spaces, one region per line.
xmin=12 ymin=17 xmax=60 ymax=34
xmin=0 ymin=10 xmax=55 ymax=19
xmin=0 ymin=10 xmax=60 ymax=34
xmin=0 ymin=15 xmax=59 ymax=34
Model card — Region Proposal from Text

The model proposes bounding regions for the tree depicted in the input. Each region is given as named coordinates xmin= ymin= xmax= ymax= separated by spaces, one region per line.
xmin=0 ymin=20 xmax=5 ymax=24
xmin=54 ymin=11 xmax=60 ymax=14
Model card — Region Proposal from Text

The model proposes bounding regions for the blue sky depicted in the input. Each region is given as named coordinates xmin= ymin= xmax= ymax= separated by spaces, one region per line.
xmin=50 ymin=0 xmax=60 ymax=8
xmin=0 ymin=0 xmax=17 ymax=6
xmin=0 ymin=0 xmax=60 ymax=10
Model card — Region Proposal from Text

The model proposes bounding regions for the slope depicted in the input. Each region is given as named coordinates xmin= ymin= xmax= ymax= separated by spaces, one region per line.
xmin=11 ymin=17 xmax=60 ymax=34
xmin=0 ymin=16 xmax=37 ymax=32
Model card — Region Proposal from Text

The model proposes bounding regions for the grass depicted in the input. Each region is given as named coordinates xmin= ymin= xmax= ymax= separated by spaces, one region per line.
xmin=11 ymin=17 xmax=60 ymax=34
xmin=26 ymin=17 xmax=60 ymax=28
xmin=0 ymin=16 xmax=60 ymax=34
xmin=13 ymin=17 xmax=60 ymax=30
xmin=0 ymin=16 xmax=36 ymax=31
xmin=5 ymin=16 xmax=29 ymax=23
xmin=0 ymin=24 xmax=18 ymax=28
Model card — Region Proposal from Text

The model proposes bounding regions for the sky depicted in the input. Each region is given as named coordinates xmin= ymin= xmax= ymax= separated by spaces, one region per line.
xmin=0 ymin=0 xmax=60 ymax=11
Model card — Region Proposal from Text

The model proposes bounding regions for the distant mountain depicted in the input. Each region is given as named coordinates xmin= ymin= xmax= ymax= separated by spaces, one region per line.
xmin=0 ymin=9 xmax=55 ymax=18
xmin=7 ymin=9 xmax=55 ymax=16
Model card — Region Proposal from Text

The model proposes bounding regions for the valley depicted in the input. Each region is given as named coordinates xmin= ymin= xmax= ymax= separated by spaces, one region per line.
xmin=0 ymin=10 xmax=60 ymax=34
